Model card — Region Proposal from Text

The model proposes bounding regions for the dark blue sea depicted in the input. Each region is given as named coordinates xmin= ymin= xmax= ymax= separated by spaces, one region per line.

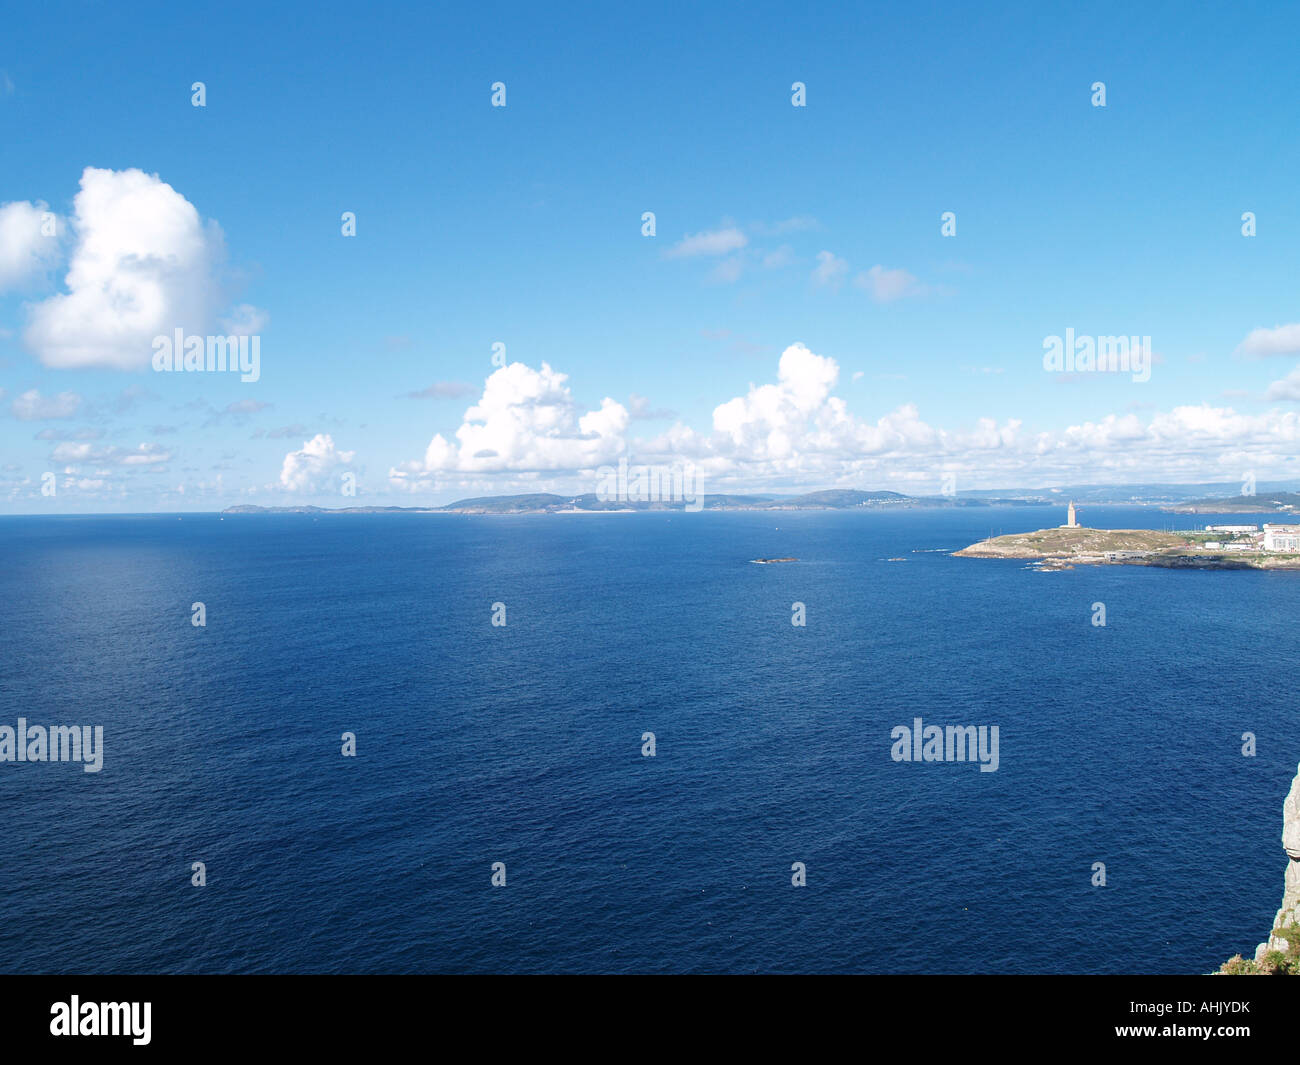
xmin=2 ymin=506 xmax=1297 ymax=974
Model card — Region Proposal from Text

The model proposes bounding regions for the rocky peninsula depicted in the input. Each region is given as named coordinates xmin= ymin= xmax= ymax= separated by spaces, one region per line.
xmin=954 ymin=526 xmax=1300 ymax=571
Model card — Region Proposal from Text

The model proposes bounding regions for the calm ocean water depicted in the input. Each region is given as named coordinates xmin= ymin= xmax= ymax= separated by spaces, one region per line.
xmin=1 ymin=506 xmax=1297 ymax=974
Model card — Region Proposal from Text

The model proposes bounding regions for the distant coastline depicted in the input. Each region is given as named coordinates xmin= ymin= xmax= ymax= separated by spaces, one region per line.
xmin=1162 ymin=491 xmax=1300 ymax=515
xmin=221 ymin=489 xmax=1045 ymax=516
xmin=219 ymin=483 xmax=1300 ymax=517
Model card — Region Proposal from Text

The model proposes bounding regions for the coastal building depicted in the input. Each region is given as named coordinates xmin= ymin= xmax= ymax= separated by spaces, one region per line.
xmin=1061 ymin=501 xmax=1079 ymax=529
xmin=1206 ymin=524 xmax=1258 ymax=533
xmin=1263 ymin=524 xmax=1300 ymax=552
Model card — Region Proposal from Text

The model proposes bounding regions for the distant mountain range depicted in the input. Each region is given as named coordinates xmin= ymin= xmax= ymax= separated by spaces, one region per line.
xmin=214 ymin=485 xmax=1246 ymax=515
xmin=223 ymin=489 xmax=1024 ymax=515
xmin=218 ymin=482 xmax=1300 ymax=516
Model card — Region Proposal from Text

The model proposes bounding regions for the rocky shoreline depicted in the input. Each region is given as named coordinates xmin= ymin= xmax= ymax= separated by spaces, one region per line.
xmin=1220 ymin=764 xmax=1300 ymax=975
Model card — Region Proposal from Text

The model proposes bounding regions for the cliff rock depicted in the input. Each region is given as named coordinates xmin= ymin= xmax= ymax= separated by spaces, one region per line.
xmin=1253 ymin=763 xmax=1300 ymax=962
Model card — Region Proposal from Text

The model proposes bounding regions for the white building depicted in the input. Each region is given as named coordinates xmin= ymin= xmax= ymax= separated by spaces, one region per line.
xmin=1206 ymin=525 xmax=1258 ymax=533
xmin=1263 ymin=524 xmax=1300 ymax=552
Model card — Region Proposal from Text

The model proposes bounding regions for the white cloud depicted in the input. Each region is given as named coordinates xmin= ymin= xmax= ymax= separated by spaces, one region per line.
xmin=11 ymin=389 xmax=82 ymax=420
xmin=0 ymin=201 xmax=60 ymax=289
xmin=665 ymin=227 xmax=748 ymax=258
xmin=405 ymin=382 xmax=476 ymax=400
xmin=1265 ymin=366 xmax=1300 ymax=402
xmin=624 ymin=343 xmax=1300 ymax=490
xmin=389 ymin=343 xmax=1300 ymax=493
xmin=221 ymin=303 xmax=268 ymax=336
xmin=35 ymin=426 xmax=103 ymax=441
xmin=224 ymin=399 xmax=269 ymax=415
xmin=628 ymin=393 xmax=675 ymax=420
xmin=811 ymin=250 xmax=848 ymax=288
xmin=762 ymin=245 xmax=794 ymax=268
xmin=1237 ymin=323 xmax=1300 ymax=357
xmin=712 ymin=343 xmax=844 ymax=459
xmin=854 ymin=265 xmax=921 ymax=303
xmin=750 ymin=216 xmax=819 ymax=236
xmin=708 ymin=256 xmax=745 ymax=284
xmin=25 ymin=167 xmax=226 ymax=370
xmin=280 ymin=434 xmax=356 ymax=493
xmin=390 ymin=362 xmax=628 ymax=486
xmin=632 ymin=343 xmax=1016 ymax=487
xmin=51 ymin=441 xmax=171 ymax=466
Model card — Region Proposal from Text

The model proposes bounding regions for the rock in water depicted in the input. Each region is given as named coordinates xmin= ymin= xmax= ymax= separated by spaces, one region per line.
xmin=1254 ymin=763 xmax=1300 ymax=962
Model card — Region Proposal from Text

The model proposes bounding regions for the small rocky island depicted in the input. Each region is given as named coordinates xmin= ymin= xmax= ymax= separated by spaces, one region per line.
xmin=750 ymin=557 xmax=798 ymax=564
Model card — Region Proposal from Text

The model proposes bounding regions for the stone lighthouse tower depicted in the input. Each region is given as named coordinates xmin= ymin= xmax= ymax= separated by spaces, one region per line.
xmin=1066 ymin=501 xmax=1079 ymax=528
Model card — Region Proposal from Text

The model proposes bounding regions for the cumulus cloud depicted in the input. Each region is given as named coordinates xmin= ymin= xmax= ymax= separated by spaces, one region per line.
xmin=1237 ymin=323 xmax=1300 ymax=357
xmin=280 ymin=433 xmax=356 ymax=492
xmin=618 ymin=342 xmax=1300 ymax=490
xmin=712 ymin=343 xmax=844 ymax=459
xmin=0 ymin=200 xmax=61 ymax=289
xmin=390 ymin=362 xmax=628 ymax=486
xmin=665 ymin=227 xmax=748 ymax=258
xmin=24 ymin=167 xmax=228 ymax=370
xmin=11 ymin=389 xmax=82 ymax=420
xmin=390 ymin=343 xmax=1300 ymax=493
xmin=622 ymin=343 xmax=973 ymax=489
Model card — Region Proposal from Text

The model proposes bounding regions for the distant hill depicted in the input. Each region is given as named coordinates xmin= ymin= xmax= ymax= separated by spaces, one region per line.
xmin=782 ymin=489 xmax=909 ymax=507
xmin=440 ymin=493 xmax=570 ymax=512
xmin=1165 ymin=492 xmax=1300 ymax=514
xmin=222 ymin=504 xmax=441 ymax=514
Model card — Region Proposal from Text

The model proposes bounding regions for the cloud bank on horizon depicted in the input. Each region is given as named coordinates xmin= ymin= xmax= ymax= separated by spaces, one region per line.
xmin=3 ymin=162 xmax=1300 ymax=508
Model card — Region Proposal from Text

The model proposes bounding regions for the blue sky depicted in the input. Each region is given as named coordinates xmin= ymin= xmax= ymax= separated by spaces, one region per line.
xmin=3 ymin=1 xmax=1300 ymax=511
